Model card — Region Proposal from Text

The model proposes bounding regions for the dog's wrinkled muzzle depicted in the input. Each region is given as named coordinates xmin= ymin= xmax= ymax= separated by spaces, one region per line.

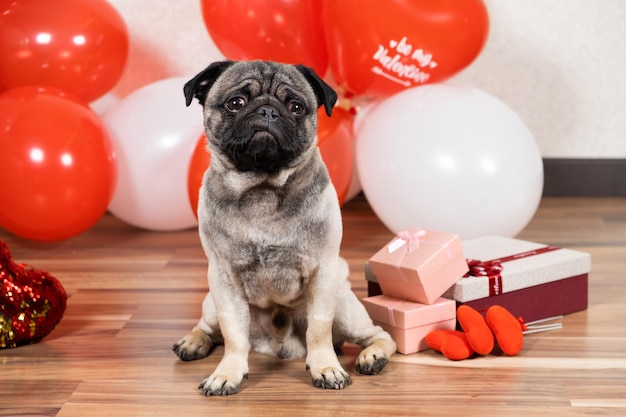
xmin=221 ymin=103 xmax=302 ymax=173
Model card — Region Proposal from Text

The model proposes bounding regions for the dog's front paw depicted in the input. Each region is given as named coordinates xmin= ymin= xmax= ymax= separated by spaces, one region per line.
xmin=307 ymin=365 xmax=352 ymax=390
xmin=198 ymin=372 xmax=248 ymax=396
xmin=355 ymin=344 xmax=391 ymax=375
xmin=173 ymin=327 xmax=213 ymax=361
xmin=198 ymin=356 xmax=250 ymax=396
xmin=198 ymin=369 xmax=249 ymax=396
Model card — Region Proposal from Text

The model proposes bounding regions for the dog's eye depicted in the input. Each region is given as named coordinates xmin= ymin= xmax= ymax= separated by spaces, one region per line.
xmin=288 ymin=100 xmax=305 ymax=115
xmin=225 ymin=97 xmax=246 ymax=112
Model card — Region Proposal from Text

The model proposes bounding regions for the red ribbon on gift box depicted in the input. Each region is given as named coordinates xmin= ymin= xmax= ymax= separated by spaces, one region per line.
xmin=464 ymin=245 xmax=560 ymax=296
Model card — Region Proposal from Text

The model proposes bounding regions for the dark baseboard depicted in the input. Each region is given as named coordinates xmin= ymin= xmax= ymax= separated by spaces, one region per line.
xmin=543 ymin=158 xmax=626 ymax=196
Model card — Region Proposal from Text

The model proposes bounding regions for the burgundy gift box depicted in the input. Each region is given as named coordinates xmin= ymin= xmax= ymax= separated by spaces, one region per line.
xmin=445 ymin=235 xmax=590 ymax=321
xmin=368 ymin=228 xmax=468 ymax=305
xmin=456 ymin=274 xmax=588 ymax=322
xmin=362 ymin=295 xmax=456 ymax=354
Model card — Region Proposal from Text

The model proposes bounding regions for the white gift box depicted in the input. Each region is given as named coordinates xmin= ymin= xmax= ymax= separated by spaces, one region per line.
xmin=444 ymin=236 xmax=591 ymax=302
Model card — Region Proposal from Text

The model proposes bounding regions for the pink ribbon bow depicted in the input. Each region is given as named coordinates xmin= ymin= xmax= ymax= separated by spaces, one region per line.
xmin=388 ymin=229 xmax=428 ymax=283
xmin=395 ymin=229 xmax=427 ymax=254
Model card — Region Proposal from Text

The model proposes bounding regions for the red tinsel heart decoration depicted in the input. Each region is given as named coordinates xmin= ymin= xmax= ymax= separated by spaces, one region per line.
xmin=1 ymin=239 xmax=67 ymax=348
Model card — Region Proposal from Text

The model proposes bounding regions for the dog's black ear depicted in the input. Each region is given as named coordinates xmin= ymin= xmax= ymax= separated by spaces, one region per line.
xmin=295 ymin=64 xmax=337 ymax=117
xmin=184 ymin=61 xmax=235 ymax=107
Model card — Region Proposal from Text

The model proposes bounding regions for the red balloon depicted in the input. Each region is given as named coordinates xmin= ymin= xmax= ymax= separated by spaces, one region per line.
xmin=187 ymin=134 xmax=211 ymax=219
xmin=200 ymin=0 xmax=328 ymax=76
xmin=0 ymin=87 xmax=117 ymax=241
xmin=323 ymin=0 xmax=489 ymax=98
xmin=318 ymin=108 xmax=354 ymax=206
xmin=0 ymin=0 xmax=129 ymax=102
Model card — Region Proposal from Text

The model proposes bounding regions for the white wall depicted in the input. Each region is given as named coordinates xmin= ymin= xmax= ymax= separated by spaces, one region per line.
xmin=105 ymin=0 xmax=220 ymax=97
xmin=106 ymin=0 xmax=626 ymax=158
xmin=452 ymin=0 xmax=626 ymax=158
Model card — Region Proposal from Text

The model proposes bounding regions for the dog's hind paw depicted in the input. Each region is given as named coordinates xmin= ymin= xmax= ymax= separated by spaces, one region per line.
xmin=355 ymin=342 xmax=392 ymax=375
xmin=172 ymin=327 xmax=213 ymax=361
xmin=355 ymin=336 xmax=395 ymax=375
xmin=355 ymin=353 xmax=389 ymax=375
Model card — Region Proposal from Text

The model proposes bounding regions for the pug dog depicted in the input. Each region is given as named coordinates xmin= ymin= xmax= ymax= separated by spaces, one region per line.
xmin=172 ymin=60 xmax=396 ymax=396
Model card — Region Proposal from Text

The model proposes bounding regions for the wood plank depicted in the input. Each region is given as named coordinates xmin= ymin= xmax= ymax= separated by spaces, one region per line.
xmin=1 ymin=195 xmax=626 ymax=416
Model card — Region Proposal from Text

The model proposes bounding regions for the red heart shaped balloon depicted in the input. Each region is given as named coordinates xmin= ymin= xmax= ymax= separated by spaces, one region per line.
xmin=1 ymin=240 xmax=67 ymax=348
xmin=323 ymin=0 xmax=489 ymax=98
xmin=200 ymin=0 xmax=328 ymax=76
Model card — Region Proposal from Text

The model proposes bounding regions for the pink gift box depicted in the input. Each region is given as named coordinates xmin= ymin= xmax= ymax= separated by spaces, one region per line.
xmin=362 ymin=295 xmax=456 ymax=354
xmin=368 ymin=228 xmax=469 ymax=305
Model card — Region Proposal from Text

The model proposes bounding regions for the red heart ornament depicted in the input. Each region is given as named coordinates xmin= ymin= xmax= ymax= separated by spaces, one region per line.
xmin=1 ymin=240 xmax=67 ymax=348
xmin=323 ymin=0 xmax=489 ymax=98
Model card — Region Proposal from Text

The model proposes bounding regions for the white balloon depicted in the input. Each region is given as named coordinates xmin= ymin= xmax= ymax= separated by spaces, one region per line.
xmin=356 ymin=84 xmax=543 ymax=239
xmin=104 ymin=77 xmax=204 ymax=231
xmin=345 ymin=164 xmax=362 ymax=202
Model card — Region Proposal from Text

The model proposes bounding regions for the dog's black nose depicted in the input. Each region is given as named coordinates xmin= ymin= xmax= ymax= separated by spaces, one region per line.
xmin=256 ymin=105 xmax=279 ymax=122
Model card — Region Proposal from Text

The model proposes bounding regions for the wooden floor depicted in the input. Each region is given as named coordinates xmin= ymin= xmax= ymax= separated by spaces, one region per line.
xmin=1 ymin=195 xmax=625 ymax=416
